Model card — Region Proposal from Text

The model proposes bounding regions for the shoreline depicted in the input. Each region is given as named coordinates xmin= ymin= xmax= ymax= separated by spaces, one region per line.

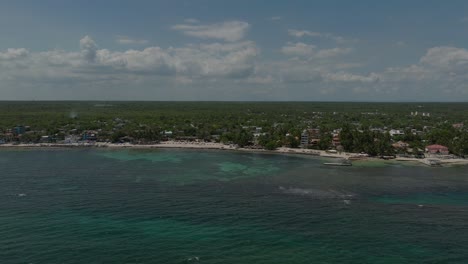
xmin=1 ymin=141 xmax=468 ymax=167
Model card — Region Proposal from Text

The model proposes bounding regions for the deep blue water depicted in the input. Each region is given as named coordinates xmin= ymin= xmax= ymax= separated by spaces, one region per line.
xmin=1 ymin=149 xmax=467 ymax=263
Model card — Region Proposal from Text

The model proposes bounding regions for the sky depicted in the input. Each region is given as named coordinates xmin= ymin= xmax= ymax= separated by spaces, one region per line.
xmin=1 ymin=0 xmax=468 ymax=101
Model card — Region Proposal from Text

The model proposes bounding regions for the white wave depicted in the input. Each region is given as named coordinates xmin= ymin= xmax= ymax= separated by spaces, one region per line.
xmin=279 ymin=186 xmax=355 ymax=199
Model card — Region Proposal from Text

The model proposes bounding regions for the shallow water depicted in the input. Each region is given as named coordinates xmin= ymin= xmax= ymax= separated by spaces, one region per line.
xmin=1 ymin=149 xmax=467 ymax=263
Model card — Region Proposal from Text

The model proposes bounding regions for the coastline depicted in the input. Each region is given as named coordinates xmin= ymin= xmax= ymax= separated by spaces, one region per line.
xmin=1 ymin=141 xmax=467 ymax=167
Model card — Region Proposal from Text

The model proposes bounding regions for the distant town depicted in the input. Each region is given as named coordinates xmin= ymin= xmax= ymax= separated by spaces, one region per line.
xmin=0 ymin=102 xmax=467 ymax=160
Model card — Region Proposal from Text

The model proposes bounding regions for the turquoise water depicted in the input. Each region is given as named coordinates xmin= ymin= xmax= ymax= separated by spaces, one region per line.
xmin=1 ymin=149 xmax=468 ymax=263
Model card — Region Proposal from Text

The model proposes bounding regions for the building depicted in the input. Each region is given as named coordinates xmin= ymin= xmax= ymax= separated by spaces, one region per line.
xmin=64 ymin=135 xmax=80 ymax=144
xmin=332 ymin=135 xmax=341 ymax=147
xmin=425 ymin=144 xmax=449 ymax=155
xmin=39 ymin=136 xmax=52 ymax=143
xmin=453 ymin=123 xmax=464 ymax=129
xmin=82 ymin=131 xmax=98 ymax=141
xmin=392 ymin=141 xmax=409 ymax=149
xmin=309 ymin=138 xmax=320 ymax=147
xmin=300 ymin=130 xmax=309 ymax=148
xmin=13 ymin=126 xmax=26 ymax=135
xmin=307 ymin=128 xmax=320 ymax=138
xmin=389 ymin=129 xmax=405 ymax=137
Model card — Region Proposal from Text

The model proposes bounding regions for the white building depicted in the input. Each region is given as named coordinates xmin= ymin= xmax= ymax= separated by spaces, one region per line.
xmin=389 ymin=129 xmax=405 ymax=137
xmin=300 ymin=130 xmax=309 ymax=148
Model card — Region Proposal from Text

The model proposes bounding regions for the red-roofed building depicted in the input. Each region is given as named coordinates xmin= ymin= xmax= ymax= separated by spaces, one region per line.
xmin=425 ymin=144 xmax=449 ymax=155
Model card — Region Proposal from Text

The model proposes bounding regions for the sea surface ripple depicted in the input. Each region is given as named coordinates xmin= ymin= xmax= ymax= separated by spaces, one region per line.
xmin=1 ymin=149 xmax=467 ymax=263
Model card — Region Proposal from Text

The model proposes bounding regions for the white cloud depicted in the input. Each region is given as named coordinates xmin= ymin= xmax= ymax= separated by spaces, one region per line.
xmin=419 ymin=46 xmax=468 ymax=69
xmin=2 ymin=35 xmax=468 ymax=101
xmin=324 ymin=72 xmax=380 ymax=83
xmin=379 ymin=47 xmax=468 ymax=86
xmin=281 ymin=42 xmax=315 ymax=56
xmin=0 ymin=36 xmax=259 ymax=84
xmin=116 ymin=36 xmax=149 ymax=45
xmin=0 ymin=48 xmax=29 ymax=60
xmin=288 ymin=29 xmax=357 ymax=43
xmin=264 ymin=45 xmax=468 ymax=99
xmin=172 ymin=21 xmax=250 ymax=42
xmin=243 ymin=75 xmax=275 ymax=84
xmin=80 ymin=35 xmax=98 ymax=62
xmin=315 ymin=47 xmax=352 ymax=58
xmin=288 ymin=30 xmax=321 ymax=38
xmin=281 ymin=43 xmax=351 ymax=59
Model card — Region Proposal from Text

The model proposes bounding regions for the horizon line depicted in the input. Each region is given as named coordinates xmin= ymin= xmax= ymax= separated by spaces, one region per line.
xmin=0 ymin=100 xmax=467 ymax=103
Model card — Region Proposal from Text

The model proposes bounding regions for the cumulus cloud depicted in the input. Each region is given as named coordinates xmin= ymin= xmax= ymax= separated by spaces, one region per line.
xmin=315 ymin=47 xmax=352 ymax=58
xmin=2 ymin=35 xmax=468 ymax=101
xmin=419 ymin=46 xmax=468 ymax=69
xmin=378 ymin=46 xmax=468 ymax=86
xmin=116 ymin=36 xmax=149 ymax=45
xmin=260 ymin=58 xmax=370 ymax=85
xmin=281 ymin=42 xmax=351 ymax=59
xmin=0 ymin=48 xmax=29 ymax=60
xmin=288 ymin=29 xmax=322 ymax=38
xmin=288 ymin=29 xmax=356 ymax=43
xmin=80 ymin=35 xmax=98 ymax=62
xmin=281 ymin=42 xmax=315 ymax=56
xmin=266 ymin=45 xmax=468 ymax=99
xmin=0 ymin=36 xmax=258 ymax=83
xmin=324 ymin=72 xmax=380 ymax=83
xmin=172 ymin=21 xmax=250 ymax=42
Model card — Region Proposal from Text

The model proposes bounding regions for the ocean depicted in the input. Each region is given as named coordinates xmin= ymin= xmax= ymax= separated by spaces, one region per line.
xmin=1 ymin=149 xmax=467 ymax=263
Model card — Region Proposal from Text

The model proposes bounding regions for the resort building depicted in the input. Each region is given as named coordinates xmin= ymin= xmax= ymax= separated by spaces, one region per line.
xmin=389 ymin=129 xmax=405 ymax=137
xmin=300 ymin=130 xmax=309 ymax=148
xmin=425 ymin=144 xmax=449 ymax=155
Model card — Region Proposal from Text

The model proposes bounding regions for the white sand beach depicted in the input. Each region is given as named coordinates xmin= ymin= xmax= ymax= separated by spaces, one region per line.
xmin=1 ymin=141 xmax=468 ymax=167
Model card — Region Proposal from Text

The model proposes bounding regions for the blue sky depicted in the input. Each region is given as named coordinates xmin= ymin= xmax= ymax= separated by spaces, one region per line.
xmin=1 ymin=0 xmax=468 ymax=101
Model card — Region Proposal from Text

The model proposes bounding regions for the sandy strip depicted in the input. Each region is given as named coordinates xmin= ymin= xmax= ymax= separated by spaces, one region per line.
xmin=1 ymin=141 xmax=467 ymax=166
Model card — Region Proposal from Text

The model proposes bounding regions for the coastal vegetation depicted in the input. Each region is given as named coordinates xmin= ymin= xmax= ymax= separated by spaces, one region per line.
xmin=1 ymin=101 xmax=468 ymax=157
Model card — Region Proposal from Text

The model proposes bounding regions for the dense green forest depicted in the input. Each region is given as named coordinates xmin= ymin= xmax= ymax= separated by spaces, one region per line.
xmin=1 ymin=101 xmax=467 ymax=156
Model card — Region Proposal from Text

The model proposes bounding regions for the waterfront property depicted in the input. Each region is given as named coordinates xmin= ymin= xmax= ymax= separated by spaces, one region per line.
xmin=300 ymin=130 xmax=308 ymax=148
xmin=425 ymin=144 xmax=449 ymax=155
